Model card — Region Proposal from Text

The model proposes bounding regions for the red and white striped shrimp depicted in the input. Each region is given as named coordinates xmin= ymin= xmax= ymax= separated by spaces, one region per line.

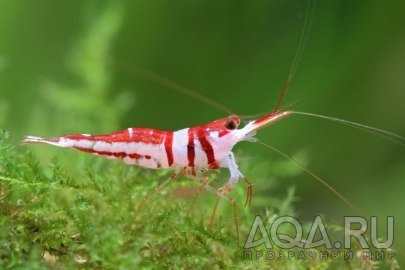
xmin=23 ymin=103 xmax=404 ymax=245
xmin=23 ymin=108 xmax=293 ymax=244
xmin=23 ymin=110 xmax=290 ymax=200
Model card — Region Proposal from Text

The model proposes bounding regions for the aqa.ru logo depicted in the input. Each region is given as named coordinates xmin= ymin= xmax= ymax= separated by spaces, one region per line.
xmin=243 ymin=215 xmax=395 ymax=261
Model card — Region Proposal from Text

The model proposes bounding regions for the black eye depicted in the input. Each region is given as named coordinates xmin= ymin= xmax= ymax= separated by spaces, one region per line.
xmin=225 ymin=119 xmax=237 ymax=130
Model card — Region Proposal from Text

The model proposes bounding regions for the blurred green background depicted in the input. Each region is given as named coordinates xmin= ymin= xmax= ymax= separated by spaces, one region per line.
xmin=1 ymin=0 xmax=404 ymax=266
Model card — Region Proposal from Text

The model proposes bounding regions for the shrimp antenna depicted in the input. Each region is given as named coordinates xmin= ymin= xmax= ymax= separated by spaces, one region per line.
xmin=113 ymin=61 xmax=234 ymax=115
xmin=241 ymin=102 xmax=297 ymax=123
xmin=257 ymin=140 xmax=362 ymax=215
xmin=292 ymin=111 xmax=405 ymax=147
xmin=112 ymin=0 xmax=315 ymax=118
xmin=272 ymin=0 xmax=316 ymax=113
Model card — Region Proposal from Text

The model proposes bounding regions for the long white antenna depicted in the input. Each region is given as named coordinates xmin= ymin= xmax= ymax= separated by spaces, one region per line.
xmin=292 ymin=111 xmax=405 ymax=147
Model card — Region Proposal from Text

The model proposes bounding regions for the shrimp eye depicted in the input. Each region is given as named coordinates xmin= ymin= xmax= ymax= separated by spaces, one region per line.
xmin=225 ymin=119 xmax=238 ymax=130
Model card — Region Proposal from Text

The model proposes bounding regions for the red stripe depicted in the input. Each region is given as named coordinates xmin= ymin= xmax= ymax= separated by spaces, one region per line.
xmin=218 ymin=130 xmax=230 ymax=137
xmin=75 ymin=147 xmax=142 ymax=159
xmin=187 ymin=129 xmax=196 ymax=171
xmin=197 ymin=129 xmax=219 ymax=170
xmin=253 ymin=112 xmax=277 ymax=125
xmin=65 ymin=128 xmax=166 ymax=145
xmin=164 ymin=132 xmax=174 ymax=166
